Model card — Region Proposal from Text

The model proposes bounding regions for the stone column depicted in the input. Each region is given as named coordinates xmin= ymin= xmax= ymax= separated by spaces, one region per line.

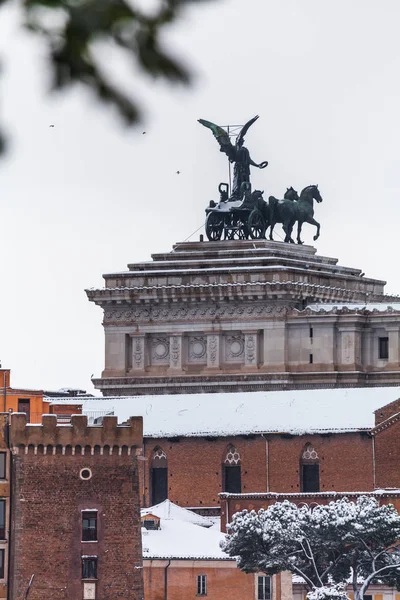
xmin=168 ymin=334 xmax=184 ymax=373
xmin=387 ymin=326 xmax=400 ymax=368
xmin=131 ymin=334 xmax=146 ymax=372
xmin=206 ymin=333 xmax=220 ymax=370
xmin=338 ymin=325 xmax=362 ymax=370
xmin=244 ymin=331 xmax=259 ymax=369
xmin=262 ymin=322 xmax=286 ymax=372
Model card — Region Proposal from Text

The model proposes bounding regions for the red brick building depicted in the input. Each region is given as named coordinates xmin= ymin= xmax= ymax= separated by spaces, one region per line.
xmin=53 ymin=388 xmax=400 ymax=512
xmin=8 ymin=413 xmax=144 ymax=600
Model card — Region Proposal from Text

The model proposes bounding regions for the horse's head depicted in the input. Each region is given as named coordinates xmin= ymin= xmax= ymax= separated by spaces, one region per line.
xmin=252 ymin=189 xmax=264 ymax=200
xmin=284 ymin=186 xmax=299 ymax=201
xmin=301 ymin=184 xmax=323 ymax=203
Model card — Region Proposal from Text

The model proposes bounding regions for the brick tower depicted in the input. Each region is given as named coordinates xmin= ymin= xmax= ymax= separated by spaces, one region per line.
xmin=8 ymin=413 xmax=144 ymax=600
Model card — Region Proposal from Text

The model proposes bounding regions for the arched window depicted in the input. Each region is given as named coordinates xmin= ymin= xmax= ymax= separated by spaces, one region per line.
xmin=223 ymin=445 xmax=241 ymax=493
xmin=151 ymin=447 xmax=168 ymax=505
xmin=300 ymin=444 xmax=320 ymax=492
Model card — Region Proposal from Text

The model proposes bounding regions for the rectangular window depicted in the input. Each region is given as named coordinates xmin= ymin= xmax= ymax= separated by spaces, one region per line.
xmin=378 ymin=336 xmax=389 ymax=360
xmin=0 ymin=501 xmax=5 ymax=540
xmin=309 ymin=353 xmax=313 ymax=364
xmin=197 ymin=574 xmax=207 ymax=596
xmin=151 ymin=468 xmax=168 ymax=505
xmin=309 ymin=326 xmax=313 ymax=340
xmin=18 ymin=399 xmax=30 ymax=422
xmin=0 ymin=549 xmax=4 ymax=579
xmin=258 ymin=575 xmax=271 ymax=600
xmin=301 ymin=464 xmax=320 ymax=493
xmin=82 ymin=557 xmax=97 ymax=579
xmin=224 ymin=465 xmax=241 ymax=493
xmin=82 ymin=512 xmax=97 ymax=542
xmin=0 ymin=454 xmax=6 ymax=480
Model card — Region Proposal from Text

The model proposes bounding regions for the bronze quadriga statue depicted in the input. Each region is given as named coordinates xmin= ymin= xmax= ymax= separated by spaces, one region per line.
xmin=198 ymin=115 xmax=323 ymax=244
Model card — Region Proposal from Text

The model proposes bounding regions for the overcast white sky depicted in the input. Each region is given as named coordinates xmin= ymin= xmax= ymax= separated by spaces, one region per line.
xmin=1 ymin=0 xmax=400 ymax=393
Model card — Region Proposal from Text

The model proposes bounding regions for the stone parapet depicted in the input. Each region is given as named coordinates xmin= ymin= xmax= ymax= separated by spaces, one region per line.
xmin=10 ymin=413 xmax=143 ymax=454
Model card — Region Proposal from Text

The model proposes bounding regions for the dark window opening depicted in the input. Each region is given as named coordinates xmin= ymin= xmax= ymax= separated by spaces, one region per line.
xmin=224 ymin=465 xmax=241 ymax=493
xmin=0 ymin=500 xmax=5 ymax=540
xmin=197 ymin=574 xmax=207 ymax=596
xmin=18 ymin=399 xmax=30 ymax=422
xmin=0 ymin=549 xmax=4 ymax=579
xmin=379 ymin=336 xmax=389 ymax=360
xmin=143 ymin=519 xmax=158 ymax=530
xmin=82 ymin=557 xmax=97 ymax=579
xmin=82 ymin=512 xmax=97 ymax=541
xmin=151 ymin=468 xmax=168 ymax=504
xmin=0 ymin=454 xmax=6 ymax=480
xmin=258 ymin=576 xmax=271 ymax=600
xmin=309 ymin=327 xmax=313 ymax=339
xmin=301 ymin=464 xmax=320 ymax=493
xmin=309 ymin=353 xmax=313 ymax=364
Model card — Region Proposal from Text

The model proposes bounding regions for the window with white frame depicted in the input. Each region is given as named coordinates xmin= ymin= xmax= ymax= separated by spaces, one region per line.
xmin=257 ymin=575 xmax=271 ymax=600
xmin=197 ymin=574 xmax=207 ymax=596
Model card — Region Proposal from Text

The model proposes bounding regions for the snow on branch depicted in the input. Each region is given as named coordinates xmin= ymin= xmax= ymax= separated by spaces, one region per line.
xmin=221 ymin=496 xmax=400 ymax=600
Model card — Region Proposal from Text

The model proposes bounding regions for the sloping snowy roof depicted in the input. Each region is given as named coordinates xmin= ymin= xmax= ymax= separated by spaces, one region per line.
xmin=141 ymin=500 xmax=212 ymax=527
xmin=51 ymin=387 xmax=400 ymax=437
xmin=141 ymin=501 xmax=229 ymax=560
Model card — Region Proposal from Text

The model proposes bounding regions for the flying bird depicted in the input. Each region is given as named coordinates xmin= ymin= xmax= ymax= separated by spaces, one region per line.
xmin=142 ymin=131 xmax=146 ymax=135
xmin=176 ymin=170 xmax=181 ymax=175
xmin=49 ymin=125 xmax=55 ymax=128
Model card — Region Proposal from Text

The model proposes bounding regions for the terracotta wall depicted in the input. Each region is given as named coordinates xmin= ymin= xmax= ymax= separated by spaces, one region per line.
xmin=143 ymin=560 xmax=256 ymax=600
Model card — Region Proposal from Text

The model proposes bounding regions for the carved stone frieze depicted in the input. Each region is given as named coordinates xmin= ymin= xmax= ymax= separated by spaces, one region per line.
xmin=103 ymin=302 xmax=291 ymax=325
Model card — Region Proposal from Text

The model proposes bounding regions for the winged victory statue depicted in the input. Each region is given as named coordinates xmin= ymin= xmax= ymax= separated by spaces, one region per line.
xmin=198 ymin=115 xmax=268 ymax=200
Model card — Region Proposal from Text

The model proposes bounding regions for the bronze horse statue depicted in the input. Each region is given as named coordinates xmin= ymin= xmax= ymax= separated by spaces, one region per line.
xmin=268 ymin=185 xmax=323 ymax=244
xmin=268 ymin=187 xmax=299 ymax=243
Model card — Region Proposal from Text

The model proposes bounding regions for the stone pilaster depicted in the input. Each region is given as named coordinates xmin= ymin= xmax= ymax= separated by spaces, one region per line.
xmin=338 ymin=325 xmax=362 ymax=370
xmin=244 ymin=331 xmax=259 ymax=369
xmin=168 ymin=334 xmax=184 ymax=373
xmin=206 ymin=334 xmax=220 ymax=370
xmin=387 ymin=326 xmax=400 ymax=368
xmin=131 ymin=334 xmax=146 ymax=372
xmin=263 ymin=322 xmax=287 ymax=372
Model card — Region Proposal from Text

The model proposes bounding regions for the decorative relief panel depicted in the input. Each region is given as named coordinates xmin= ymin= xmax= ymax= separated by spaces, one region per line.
xmin=169 ymin=335 xmax=182 ymax=370
xmin=104 ymin=303 xmax=291 ymax=325
xmin=245 ymin=332 xmax=258 ymax=366
xmin=224 ymin=334 xmax=245 ymax=363
xmin=207 ymin=334 xmax=220 ymax=369
xmin=151 ymin=337 xmax=170 ymax=365
xmin=188 ymin=336 xmax=207 ymax=363
xmin=132 ymin=335 xmax=145 ymax=370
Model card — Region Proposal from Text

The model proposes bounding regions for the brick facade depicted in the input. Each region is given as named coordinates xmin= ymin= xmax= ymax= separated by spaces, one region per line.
xmin=141 ymin=431 xmax=375 ymax=509
xmin=143 ymin=560 xmax=293 ymax=600
xmin=8 ymin=413 xmax=144 ymax=600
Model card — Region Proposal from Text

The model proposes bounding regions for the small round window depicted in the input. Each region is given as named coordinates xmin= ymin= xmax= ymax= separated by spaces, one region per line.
xmin=80 ymin=468 xmax=92 ymax=481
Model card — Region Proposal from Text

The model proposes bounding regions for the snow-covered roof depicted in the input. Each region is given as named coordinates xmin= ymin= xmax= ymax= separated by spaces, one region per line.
xmin=51 ymin=387 xmax=400 ymax=437
xmin=141 ymin=501 xmax=229 ymax=560
xmin=307 ymin=302 xmax=400 ymax=313
xmin=141 ymin=499 xmax=212 ymax=527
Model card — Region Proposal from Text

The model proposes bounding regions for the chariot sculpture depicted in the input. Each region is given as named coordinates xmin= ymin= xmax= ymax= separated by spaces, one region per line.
xmin=198 ymin=115 xmax=323 ymax=244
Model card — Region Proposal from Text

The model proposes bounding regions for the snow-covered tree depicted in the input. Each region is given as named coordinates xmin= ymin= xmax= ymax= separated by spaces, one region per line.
xmin=221 ymin=496 xmax=400 ymax=600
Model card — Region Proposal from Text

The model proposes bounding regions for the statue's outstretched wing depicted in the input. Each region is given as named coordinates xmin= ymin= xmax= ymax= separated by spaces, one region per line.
xmin=237 ymin=115 xmax=259 ymax=146
xmin=198 ymin=119 xmax=236 ymax=161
